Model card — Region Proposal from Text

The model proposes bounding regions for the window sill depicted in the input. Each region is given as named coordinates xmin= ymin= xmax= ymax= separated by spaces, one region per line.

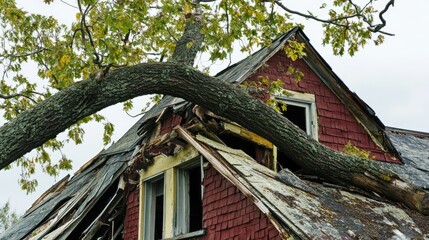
xmin=163 ymin=229 xmax=206 ymax=240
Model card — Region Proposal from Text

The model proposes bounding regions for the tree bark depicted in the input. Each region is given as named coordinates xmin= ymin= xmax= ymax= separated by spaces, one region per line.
xmin=0 ymin=62 xmax=427 ymax=215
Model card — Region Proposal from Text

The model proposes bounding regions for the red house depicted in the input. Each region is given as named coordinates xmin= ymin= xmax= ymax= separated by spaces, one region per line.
xmin=2 ymin=27 xmax=428 ymax=240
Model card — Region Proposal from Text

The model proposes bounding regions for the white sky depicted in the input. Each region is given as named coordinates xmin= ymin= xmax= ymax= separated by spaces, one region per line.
xmin=1 ymin=0 xmax=428 ymax=215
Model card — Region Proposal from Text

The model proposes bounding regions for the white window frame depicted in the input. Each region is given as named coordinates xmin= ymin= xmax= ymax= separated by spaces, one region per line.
xmin=175 ymin=157 xmax=204 ymax=236
xmin=276 ymin=90 xmax=318 ymax=140
xmin=143 ymin=174 xmax=165 ymax=240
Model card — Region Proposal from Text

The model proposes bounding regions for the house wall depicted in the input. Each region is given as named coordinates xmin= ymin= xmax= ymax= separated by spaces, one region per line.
xmin=124 ymin=188 xmax=140 ymax=240
xmin=201 ymin=166 xmax=282 ymax=240
xmin=246 ymin=51 xmax=398 ymax=162
xmin=124 ymin=163 xmax=282 ymax=240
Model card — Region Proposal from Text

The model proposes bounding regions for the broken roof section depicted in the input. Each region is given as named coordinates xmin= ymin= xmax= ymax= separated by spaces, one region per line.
xmin=178 ymin=128 xmax=428 ymax=239
xmin=0 ymin=151 xmax=130 ymax=240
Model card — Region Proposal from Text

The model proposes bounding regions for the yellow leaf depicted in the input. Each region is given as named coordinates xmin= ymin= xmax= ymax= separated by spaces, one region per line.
xmin=183 ymin=1 xmax=192 ymax=16
xmin=60 ymin=55 xmax=71 ymax=66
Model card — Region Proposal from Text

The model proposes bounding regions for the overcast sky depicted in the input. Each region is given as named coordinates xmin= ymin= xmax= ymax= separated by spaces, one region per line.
xmin=1 ymin=0 xmax=428 ymax=214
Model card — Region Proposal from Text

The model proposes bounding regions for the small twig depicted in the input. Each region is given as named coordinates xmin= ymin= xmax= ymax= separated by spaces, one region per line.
xmin=166 ymin=27 xmax=179 ymax=43
xmin=274 ymin=0 xmax=395 ymax=36
xmin=224 ymin=1 xmax=230 ymax=34
xmin=0 ymin=48 xmax=49 ymax=59
xmin=366 ymin=0 xmax=395 ymax=35
xmin=38 ymin=57 xmax=60 ymax=86
xmin=268 ymin=2 xmax=275 ymax=23
xmin=146 ymin=52 xmax=162 ymax=56
xmin=70 ymin=27 xmax=83 ymax=48
xmin=125 ymin=110 xmax=146 ymax=118
xmin=274 ymin=0 xmax=352 ymax=28
xmin=26 ymin=90 xmax=46 ymax=97
xmin=77 ymin=0 xmax=102 ymax=66
xmin=60 ymin=0 xmax=78 ymax=9
xmin=0 ymin=92 xmax=38 ymax=103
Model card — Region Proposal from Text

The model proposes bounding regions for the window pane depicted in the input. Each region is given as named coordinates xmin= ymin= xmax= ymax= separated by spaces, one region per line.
xmin=176 ymin=162 xmax=203 ymax=235
xmin=280 ymin=104 xmax=307 ymax=132
xmin=144 ymin=177 xmax=164 ymax=240
xmin=188 ymin=166 xmax=202 ymax=232
xmin=154 ymin=179 xmax=164 ymax=240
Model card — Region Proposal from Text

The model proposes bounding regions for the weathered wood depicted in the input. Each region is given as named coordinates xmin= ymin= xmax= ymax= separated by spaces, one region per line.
xmin=176 ymin=127 xmax=292 ymax=239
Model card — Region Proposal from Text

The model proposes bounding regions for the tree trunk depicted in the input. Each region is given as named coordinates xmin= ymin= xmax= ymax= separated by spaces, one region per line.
xmin=0 ymin=61 xmax=427 ymax=215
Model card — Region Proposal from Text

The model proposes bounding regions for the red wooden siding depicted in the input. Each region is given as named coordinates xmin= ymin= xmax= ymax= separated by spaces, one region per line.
xmin=123 ymin=188 xmax=139 ymax=240
xmin=201 ymin=166 xmax=282 ymax=240
xmin=247 ymin=51 xmax=398 ymax=162
xmin=160 ymin=114 xmax=183 ymax=135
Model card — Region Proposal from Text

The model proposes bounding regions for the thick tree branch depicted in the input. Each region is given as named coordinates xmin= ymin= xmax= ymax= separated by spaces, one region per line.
xmin=171 ymin=2 xmax=205 ymax=65
xmin=0 ymin=62 xmax=427 ymax=214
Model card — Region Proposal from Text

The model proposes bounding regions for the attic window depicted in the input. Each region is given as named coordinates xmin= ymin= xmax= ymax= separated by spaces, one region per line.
xmin=276 ymin=91 xmax=318 ymax=139
xmin=275 ymin=91 xmax=318 ymax=172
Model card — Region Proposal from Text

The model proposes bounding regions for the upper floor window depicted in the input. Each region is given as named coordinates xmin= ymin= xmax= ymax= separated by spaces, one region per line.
xmin=275 ymin=91 xmax=318 ymax=172
xmin=276 ymin=90 xmax=318 ymax=140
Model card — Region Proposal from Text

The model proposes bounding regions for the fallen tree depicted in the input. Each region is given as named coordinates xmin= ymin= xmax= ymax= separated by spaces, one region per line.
xmin=1 ymin=59 xmax=428 ymax=214
xmin=2 ymin=0 xmax=427 ymax=215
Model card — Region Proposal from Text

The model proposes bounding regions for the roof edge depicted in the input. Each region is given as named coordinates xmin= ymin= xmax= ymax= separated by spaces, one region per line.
xmin=386 ymin=126 xmax=429 ymax=138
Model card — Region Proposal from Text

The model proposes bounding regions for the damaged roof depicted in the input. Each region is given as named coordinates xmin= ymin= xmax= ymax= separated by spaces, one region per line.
xmin=0 ymin=151 xmax=131 ymax=240
xmin=181 ymin=131 xmax=428 ymax=239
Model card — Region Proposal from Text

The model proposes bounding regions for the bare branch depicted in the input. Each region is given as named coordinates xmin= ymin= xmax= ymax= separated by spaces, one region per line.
xmin=26 ymin=91 xmax=46 ymax=97
xmin=60 ymin=0 xmax=78 ymax=9
xmin=125 ymin=110 xmax=145 ymax=118
xmin=274 ymin=0 xmax=395 ymax=36
xmin=274 ymin=1 xmax=352 ymax=28
xmin=366 ymin=0 xmax=395 ymax=35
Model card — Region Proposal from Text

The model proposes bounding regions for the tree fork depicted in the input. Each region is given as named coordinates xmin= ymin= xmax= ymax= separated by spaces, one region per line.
xmin=171 ymin=1 xmax=205 ymax=65
xmin=0 ymin=62 xmax=427 ymax=215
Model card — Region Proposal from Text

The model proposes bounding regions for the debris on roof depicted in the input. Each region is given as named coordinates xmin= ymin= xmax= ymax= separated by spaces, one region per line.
xmin=187 ymin=132 xmax=428 ymax=239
